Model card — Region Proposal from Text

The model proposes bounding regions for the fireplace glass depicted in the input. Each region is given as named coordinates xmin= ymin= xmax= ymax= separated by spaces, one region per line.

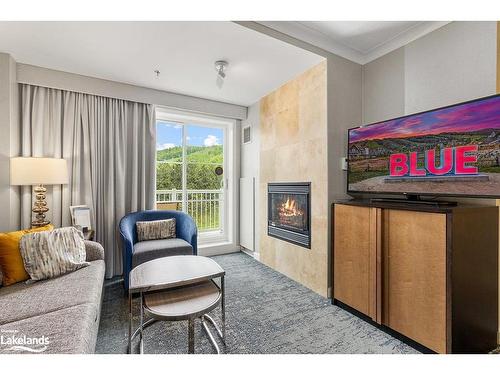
xmin=269 ymin=193 xmax=308 ymax=233
xmin=267 ymin=182 xmax=311 ymax=248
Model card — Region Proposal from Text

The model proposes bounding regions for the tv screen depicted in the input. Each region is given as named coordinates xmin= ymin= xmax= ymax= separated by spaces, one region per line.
xmin=347 ymin=94 xmax=500 ymax=198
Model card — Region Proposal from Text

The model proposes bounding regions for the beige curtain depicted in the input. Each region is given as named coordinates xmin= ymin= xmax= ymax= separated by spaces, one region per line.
xmin=20 ymin=84 xmax=156 ymax=278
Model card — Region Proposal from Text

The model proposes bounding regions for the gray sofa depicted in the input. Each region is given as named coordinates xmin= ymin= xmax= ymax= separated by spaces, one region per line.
xmin=0 ymin=241 xmax=105 ymax=354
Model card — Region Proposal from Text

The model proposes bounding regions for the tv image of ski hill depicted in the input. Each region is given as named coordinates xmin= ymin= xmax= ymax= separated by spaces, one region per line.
xmin=348 ymin=128 xmax=500 ymax=195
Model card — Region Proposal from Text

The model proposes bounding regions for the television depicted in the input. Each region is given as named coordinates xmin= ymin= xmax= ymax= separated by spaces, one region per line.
xmin=347 ymin=94 xmax=500 ymax=198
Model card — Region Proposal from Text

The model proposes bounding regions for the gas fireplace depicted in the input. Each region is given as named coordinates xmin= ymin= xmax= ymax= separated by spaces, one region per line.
xmin=268 ymin=182 xmax=311 ymax=248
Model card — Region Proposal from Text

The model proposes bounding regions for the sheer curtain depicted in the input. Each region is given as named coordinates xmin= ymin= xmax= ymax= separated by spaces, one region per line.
xmin=20 ymin=84 xmax=156 ymax=278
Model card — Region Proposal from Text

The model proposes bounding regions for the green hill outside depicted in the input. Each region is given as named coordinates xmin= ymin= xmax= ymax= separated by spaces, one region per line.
xmin=157 ymin=145 xmax=223 ymax=163
xmin=156 ymin=145 xmax=223 ymax=191
xmin=156 ymin=145 xmax=224 ymax=231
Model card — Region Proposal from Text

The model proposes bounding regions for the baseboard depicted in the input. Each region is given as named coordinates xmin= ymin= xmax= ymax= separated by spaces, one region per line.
xmin=198 ymin=242 xmax=240 ymax=257
xmin=240 ymin=247 xmax=254 ymax=257
xmin=334 ymin=299 xmax=435 ymax=354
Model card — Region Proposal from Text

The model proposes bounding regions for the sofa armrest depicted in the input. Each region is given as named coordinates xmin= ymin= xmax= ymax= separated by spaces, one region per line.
xmin=84 ymin=240 xmax=105 ymax=262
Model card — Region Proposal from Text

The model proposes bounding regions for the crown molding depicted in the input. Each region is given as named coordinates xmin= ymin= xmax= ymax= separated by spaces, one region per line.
xmin=258 ymin=21 xmax=451 ymax=65
xmin=257 ymin=21 xmax=365 ymax=62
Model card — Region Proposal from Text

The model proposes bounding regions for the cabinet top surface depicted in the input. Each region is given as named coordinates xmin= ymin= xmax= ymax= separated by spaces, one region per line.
xmin=333 ymin=199 xmax=497 ymax=214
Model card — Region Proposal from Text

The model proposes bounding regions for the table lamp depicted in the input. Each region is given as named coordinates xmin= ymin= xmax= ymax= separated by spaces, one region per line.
xmin=10 ymin=157 xmax=69 ymax=227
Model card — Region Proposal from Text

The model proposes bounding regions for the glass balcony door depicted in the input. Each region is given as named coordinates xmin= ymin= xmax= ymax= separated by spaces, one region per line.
xmin=156 ymin=120 xmax=226 ymax=242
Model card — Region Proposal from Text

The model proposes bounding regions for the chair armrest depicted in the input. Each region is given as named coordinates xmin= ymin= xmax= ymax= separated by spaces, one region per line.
xmin=84 ymin=240 xmax=105 ymax=262
xmin=119 ymin=224 xmax=135 ymax=258
xmin=177 ymin=215 xmax=198 ymax=255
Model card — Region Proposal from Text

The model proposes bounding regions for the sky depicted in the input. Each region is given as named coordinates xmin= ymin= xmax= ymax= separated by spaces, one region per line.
xmin=350 ymin=95 xmax=500 ymax=143
xmin=156 ymin=121 xmax=223 ymax=150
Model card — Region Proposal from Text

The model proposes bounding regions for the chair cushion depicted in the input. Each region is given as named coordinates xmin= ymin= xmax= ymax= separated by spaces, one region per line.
xmin=132 ymin=238 xmax=193 ymax=268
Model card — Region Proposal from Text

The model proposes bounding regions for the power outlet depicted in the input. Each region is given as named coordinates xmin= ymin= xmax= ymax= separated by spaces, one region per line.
xmin=340 ymin=157 xmax=348 ymax=171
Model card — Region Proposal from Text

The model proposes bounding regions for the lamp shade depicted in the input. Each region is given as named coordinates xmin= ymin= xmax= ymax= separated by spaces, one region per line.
xmin=10 ymin=157 xmax=69 ymax=186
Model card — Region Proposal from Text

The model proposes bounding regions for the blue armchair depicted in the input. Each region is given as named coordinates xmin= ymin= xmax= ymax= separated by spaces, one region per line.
xmin=119 ymin=210 xmax=198 ymax=291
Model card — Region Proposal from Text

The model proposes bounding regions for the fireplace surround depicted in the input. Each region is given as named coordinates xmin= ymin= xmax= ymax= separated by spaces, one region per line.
xmin=267 ymin=182 xmax=311 ymax=248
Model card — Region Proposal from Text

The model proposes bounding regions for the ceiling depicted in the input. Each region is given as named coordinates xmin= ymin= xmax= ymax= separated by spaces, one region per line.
xmin=259 ymin=21 xmax=450 ymax=64
xmin=0 ymin=22 xmax=324 ymax=106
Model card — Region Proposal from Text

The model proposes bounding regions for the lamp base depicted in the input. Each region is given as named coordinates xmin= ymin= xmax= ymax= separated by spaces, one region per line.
xmin=31 ymin=220 xmax=50 ymax=228
xmin=32 ymin=184 xmax=51 ymax=227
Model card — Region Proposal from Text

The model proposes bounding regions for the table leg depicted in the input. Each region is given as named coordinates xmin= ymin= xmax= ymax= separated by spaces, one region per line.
xmin=128 ymin=291 xmax=132 ymax=354
xmin=221 ymin=275 xmax=226 ymax=341
xmin=139 ymin=291 xmax=144 ymax=354
xmin=188 ymin=318 xmax=195 ymax=354
xmin=201 ymin=316 xmax=221 ymax=354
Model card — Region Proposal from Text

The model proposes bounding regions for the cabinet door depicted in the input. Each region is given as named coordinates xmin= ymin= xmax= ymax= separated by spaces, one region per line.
xmin=334 ymin=204 xmax=380 ymax=319
xmin=383 ymin=209 xmax=447 ymax=353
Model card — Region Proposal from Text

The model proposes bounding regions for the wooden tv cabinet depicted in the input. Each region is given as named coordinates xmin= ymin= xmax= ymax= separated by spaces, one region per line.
xmin=332 ymin=200 xmax=499 ymax=353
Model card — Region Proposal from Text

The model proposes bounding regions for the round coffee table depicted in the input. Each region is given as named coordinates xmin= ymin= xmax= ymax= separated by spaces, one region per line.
xmin=128 ymin=255 xmax=226 ymax=354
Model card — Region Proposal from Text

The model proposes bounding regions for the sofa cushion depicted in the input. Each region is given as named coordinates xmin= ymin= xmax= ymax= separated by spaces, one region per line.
xmin=84 ymin=241 xmax=104 ymax=262
xmin=0 ymin=224 xmax=54 ymax=286
xmin=20 ymin=227 xmax=89 ymax=282
xmin=0 ymin=260 xmax=104 ymax=326
xmin=132 ymin=238 xmax=193 ymax=268
xmin=0 ymin=303 xmax=99 ymax=354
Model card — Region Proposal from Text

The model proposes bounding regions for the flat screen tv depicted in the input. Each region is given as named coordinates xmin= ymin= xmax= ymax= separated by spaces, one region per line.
xmin=347 ymin=94 xmax=500 ymax=198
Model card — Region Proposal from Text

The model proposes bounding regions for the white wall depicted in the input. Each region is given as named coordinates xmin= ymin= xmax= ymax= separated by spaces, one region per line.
xmin=240 ymin=101 xmax=260 ymax=254
xmin=362 ymin=21 xmax=497 ymax=122
xmin=17 ymin=63 xmax=247 ymax=120
xmin=240 ymin=102 xmax=260 ymax=181
xmin=362 ymin=48 xmax=405 ymax=124
xmin=405 ymin=22 xmax=497 ymax=114
xmin=327 ymin=55 xmax=363 ymax=202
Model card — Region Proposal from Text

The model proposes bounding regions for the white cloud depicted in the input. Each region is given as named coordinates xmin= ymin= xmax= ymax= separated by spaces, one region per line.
xmin=157 ymin=143 xmax=176 ymax=150
xmin=203 ymin=135 xmax=219 ymax=147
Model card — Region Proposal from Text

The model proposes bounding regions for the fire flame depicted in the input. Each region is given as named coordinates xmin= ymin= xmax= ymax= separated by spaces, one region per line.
xmin=279 ymin=196 xmax=303 ymax=217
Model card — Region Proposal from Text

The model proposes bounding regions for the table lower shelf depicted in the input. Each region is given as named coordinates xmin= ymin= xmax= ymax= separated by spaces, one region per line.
xmin=129 ymin=313 xmax=225 ymax=354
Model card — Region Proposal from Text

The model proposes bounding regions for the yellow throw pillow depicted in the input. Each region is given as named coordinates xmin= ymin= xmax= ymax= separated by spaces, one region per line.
xmin=0 ymin=224 xmax=54 ymax=286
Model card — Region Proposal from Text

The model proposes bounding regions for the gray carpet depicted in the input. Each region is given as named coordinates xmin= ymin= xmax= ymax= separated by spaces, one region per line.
xmin=96 ymin=252 xmax=419 ymax=354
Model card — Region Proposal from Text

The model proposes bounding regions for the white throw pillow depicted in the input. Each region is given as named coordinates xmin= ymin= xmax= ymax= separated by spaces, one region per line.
xmin=20 ymin=227 xmax=89 ymax=282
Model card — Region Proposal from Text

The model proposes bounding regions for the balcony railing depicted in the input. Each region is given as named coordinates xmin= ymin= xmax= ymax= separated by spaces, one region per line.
xmin=156 ymin=189 xmax=223 ymax=232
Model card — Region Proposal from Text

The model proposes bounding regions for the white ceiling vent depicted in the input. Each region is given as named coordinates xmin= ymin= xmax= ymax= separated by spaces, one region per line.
xmin=242 ymin=125 xmax=252 ymax=144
